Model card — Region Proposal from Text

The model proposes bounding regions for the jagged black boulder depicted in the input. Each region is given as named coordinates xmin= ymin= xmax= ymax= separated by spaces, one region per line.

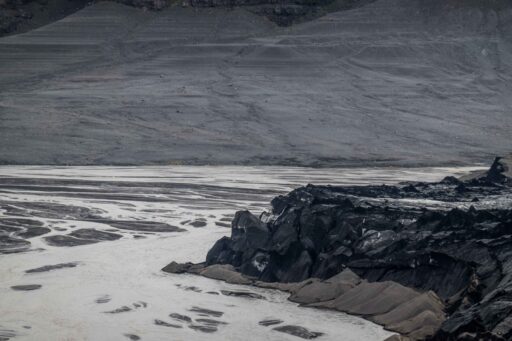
xmin=205 ymin=156 xmax=512 ymax=340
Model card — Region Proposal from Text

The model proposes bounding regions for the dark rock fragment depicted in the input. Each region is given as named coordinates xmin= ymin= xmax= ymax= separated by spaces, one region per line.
xmin=189 ymin=306 xmax=224 ymax=317
xmin=273 ymin=325 xmax=323 ymax=339
xmin=25 ymin=262 xmax=79 ymax=273
xmin=461 ymin=155 xmax=512 ymax=186
xmin=189 ymin=220 xmax=207 ymax=228
xmin=195 ymin=318 xmax=228 ymax=326
xmin=259 ymin=319 xmax=283 ymax=326
xmin=169 ymin=313 xmax=192 ymax=323
xmin=215 ymin=221 xmax=230 ymax=228
xmin=220 ymin=290 xmax=265 ymax=299
xmin=95 ymin=295 xmax=111 ymax=304
xmin=132 ymin=301 xmax=147 ymax=308
xmin=11 ymin=284 xmax=42 ymax=291
xmin=183 ymin=286 xmax=202 ymax=292
xmin=154 ymin=319 xmax=182 ymax=328
xmin=104 ymin=306 xmax=132 ymax=314
xmin=162 ymin=261 xmax=205 ymax=274
xmin=188 ymin=324 xmax=218 ymax=333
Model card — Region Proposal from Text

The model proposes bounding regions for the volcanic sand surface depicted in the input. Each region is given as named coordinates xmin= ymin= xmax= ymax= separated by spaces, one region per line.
xmin=0 ymin=0 xmax=511 ymax=166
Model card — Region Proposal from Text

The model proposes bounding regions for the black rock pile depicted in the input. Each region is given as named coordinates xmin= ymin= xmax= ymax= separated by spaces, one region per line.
xmin=173 ymin=156 xmax=512 ymax=340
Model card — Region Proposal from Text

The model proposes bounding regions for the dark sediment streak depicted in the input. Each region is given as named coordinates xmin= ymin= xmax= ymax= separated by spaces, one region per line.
xmin=44 ymin=229 xmax=122 ymax=247
xmin=25 ymin=262 xmax=79 ymax=273
xmin=11 ymin=284 xmax=42 ymax=291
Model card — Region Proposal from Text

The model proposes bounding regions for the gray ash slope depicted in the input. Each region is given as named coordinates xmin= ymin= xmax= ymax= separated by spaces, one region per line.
xmin=1 ymin=0 xmax=511 ymax=166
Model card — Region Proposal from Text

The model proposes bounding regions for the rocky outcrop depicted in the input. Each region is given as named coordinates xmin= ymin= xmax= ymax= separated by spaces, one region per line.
xmin=0 ymin=0 xmax=166 ymax=37
xmin=0 ymin=0 xmax=90 ymax=36
xmin=182 ymin=0 xmax=512 ymax=26
xmin=163 ymin=156 xmax=512 ymax=340
xmin=184 ymin=0 xmax=376 ymax=26
xmin=461 ymin=155 xmax=512 ymax=185
xmin=0 ymin=0 xmax=369 ymax=36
